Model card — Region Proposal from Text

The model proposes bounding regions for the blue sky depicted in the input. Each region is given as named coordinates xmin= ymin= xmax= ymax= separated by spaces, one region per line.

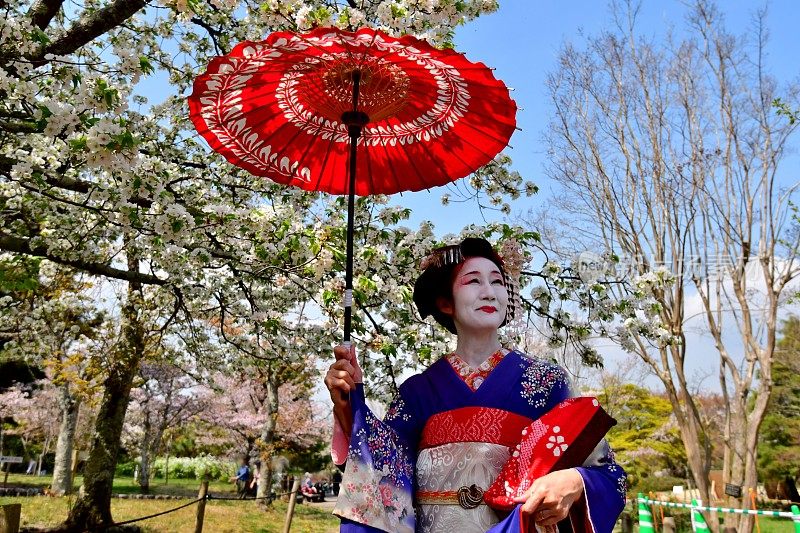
xmin=397 ymin=0 xmax=800 ymax=235
xmin=404 ymin=0 xmax=800 ymax=389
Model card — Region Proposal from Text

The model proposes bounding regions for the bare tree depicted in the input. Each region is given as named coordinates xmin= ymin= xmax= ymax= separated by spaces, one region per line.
xmin=540 ymin=1 xmax=799 ymax=530
xmin=685 ymin=5 xmax=800 ymax=530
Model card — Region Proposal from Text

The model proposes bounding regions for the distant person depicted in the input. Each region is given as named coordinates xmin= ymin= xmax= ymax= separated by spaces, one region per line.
xmin=332 ymin=469 xmax=342 ymax=496
xmin=248 ymin=459 xmax=261 ymax=496
xmin=229 ymin=456 xmax=250 ymax=499
xmin=301 ymin=471 xmax=320 ymax=501
xmin=25 ymin=459 xmax=36 ymax=475
xmin=302 ymin=472 xmax=315 ymax=492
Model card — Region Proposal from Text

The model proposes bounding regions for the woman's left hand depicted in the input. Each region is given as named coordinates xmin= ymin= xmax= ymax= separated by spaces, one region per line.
xmin=512 ymin=468 xmax=584 ymax=527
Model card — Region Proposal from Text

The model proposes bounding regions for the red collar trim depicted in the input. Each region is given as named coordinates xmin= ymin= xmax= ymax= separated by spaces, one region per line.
xmin=446 ymin=349 xmax=505 ymax=391
xmin=419 ymin=407 xmax=533 ymax=451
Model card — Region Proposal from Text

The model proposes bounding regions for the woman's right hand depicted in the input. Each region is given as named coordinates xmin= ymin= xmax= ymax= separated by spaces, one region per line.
xmin=324 ymin=343 xmax=363 ymax=410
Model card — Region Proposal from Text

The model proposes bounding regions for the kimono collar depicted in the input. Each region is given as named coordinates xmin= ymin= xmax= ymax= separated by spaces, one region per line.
xmin=446 ymin=349 xmax=506 ymax=391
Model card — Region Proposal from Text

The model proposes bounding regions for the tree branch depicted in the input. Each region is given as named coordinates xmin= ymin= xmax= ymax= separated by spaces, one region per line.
xmin=27 ymin=0 xmax=66 ymax=30
xmin=0 ymin=119 xmax=41 ymax=134
xmin=190 ymin=16 xmax=227 ymax=55
xmin=29 ymin=0 xmax=147 ymax=62
xmin=0 ymin=233 xmax=168 ymax=285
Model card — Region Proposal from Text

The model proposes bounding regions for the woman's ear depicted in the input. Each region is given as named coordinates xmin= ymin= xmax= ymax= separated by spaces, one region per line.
xmin=436 ymin=296 xmax=453 ymax=316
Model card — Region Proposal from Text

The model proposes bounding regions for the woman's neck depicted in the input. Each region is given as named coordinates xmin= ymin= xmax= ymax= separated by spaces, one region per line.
xmin=454 ymin=331 xmax=503 ymax=368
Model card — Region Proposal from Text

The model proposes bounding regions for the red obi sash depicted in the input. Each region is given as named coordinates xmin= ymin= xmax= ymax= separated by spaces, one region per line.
xmin=419 ymin=407 xmax=534 ymax=450
xmin=483 ymin=397 xmax=615 ymax=508
xmin=418 ymin=397 xmax=615 ymax=532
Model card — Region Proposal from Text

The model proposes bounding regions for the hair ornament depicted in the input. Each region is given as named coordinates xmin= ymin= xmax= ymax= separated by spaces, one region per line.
xmin=419 ymin=244 xmax=464 ymax=270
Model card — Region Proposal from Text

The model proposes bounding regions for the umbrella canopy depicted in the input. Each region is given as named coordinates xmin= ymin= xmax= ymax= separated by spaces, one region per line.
xmin=189 ymin=26 xmax=517 ymax=342
xmin=189 ymin=26 xmax=516 ymax=196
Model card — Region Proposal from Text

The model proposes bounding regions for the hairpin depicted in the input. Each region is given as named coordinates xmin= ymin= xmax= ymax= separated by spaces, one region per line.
xmin=420 ymin=244 xmax=464 ymax=270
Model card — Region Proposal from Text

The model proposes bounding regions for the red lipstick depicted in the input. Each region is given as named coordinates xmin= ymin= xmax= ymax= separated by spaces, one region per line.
xmin=479 ymin=306 xmax=497 ymax=313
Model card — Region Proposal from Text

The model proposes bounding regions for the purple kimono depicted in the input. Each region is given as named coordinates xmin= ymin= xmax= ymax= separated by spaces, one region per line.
xmin=332 ymin=351 xmax=627 ymax=532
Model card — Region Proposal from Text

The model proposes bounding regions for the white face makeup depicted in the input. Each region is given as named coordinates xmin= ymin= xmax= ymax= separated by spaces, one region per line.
xmin=441 ymin=256 xmax=509 ymax=335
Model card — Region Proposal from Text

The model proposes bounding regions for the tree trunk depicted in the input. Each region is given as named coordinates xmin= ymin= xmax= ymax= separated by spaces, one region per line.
xmin=256 ymin=371 xmax=279 ymax=506
xmin=137 ymin=447 xmax=150 ymax=493
xmin=661 ymin=376 xmax=717 ymax=532
xmin=717 ymin=370 xmax=773 ymax=532
xmin=61 ymin=253 xmax=145 ymax=532
xmin=36 ymin=435 xmax=52 ymax=477
xmin=783 ymin=476 xmax=800 ymax=503
xmin=51 ymin=383 xmax=80 ymax=495
xmin=137 ymin=416 xmax=152 ymax=493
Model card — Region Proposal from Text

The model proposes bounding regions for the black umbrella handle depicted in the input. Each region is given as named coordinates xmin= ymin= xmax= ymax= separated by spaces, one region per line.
xmin=343 ymin=146 xmax=355 ymax=345
xmin=342 ymin=70 xmax=369 ymax=345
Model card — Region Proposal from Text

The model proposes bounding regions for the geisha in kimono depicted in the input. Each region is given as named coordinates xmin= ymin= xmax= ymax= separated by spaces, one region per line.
xmin=324 ymin=238 xmax=627 ymax=533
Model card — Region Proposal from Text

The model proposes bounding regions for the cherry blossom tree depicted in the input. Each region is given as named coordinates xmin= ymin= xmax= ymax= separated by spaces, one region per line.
xmin=123 ymin=360 xmax=206 ymax=493
xmin=0 ymin=262 xmax=107 ymax=495
xmin=0 ymin=380 xmax=61 ymax=476
xmin=196 ymin=365 xmax=326 ymax=489
xmin=198 ymin=372 xmax=318 ymax=457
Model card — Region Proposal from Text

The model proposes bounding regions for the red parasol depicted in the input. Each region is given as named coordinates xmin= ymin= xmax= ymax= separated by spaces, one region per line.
xmin=189 ymin=26 xmax=516 ymax=342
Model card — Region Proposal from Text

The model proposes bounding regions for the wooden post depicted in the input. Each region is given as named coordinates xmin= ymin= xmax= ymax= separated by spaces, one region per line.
xmin=620 ymin=511 xmax=633 ymax=533
xmin=0 ymin=504 xmax=21 ymax=533
xmin=662 ymin=516 xmax=675 ymax=533
xmin=2 ymin=465 xmax=8 ymax=488
xmin=194 ymin=480 xmax=209 ymax=533
xmin=750 ymin=487 xmax=761 ymax=533
xmin=281 ymin=478 xmax=301 ymax=533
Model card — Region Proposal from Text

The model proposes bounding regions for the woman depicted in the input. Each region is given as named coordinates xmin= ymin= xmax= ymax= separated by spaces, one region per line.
xmin=325 ymin=238 xmax=626 ymax=533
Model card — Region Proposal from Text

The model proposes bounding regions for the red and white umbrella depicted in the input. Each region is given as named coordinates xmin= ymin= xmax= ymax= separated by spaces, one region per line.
xmin=190 ymin=26 xmax=517 ymax=341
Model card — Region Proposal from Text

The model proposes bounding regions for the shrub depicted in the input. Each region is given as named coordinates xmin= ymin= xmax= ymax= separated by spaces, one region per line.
xmin=150 ymin=456 xmax=235 ymax=481
xmin=632 ymin=475 xmax=687 ymax=495
xmin=115 ymin=461 xmax=137 ymax=476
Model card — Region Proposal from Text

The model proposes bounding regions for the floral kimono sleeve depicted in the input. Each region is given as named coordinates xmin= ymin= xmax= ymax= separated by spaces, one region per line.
xmin=333 ymin=382 xmax=421 ymax=533
xmin=574 ymin=440 xmax=627 ymax=532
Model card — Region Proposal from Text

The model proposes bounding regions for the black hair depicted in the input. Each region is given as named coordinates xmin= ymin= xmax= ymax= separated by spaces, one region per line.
xmin=413 ymin=237 xmax=510 ymax=334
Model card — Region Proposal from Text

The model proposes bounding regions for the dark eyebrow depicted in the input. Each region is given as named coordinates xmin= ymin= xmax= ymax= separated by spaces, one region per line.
xmin=460 ymin=269 xmax=503 ymax=277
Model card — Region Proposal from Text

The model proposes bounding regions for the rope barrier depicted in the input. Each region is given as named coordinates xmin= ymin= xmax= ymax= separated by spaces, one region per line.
xmin=207 ymin=488 xmax=300 ymax=502
xmin=113 ymin=496 xmax=204 ymax=526
xmin=109 ymin=488 xmax=305 ymax=526
xmin=637 ymin=497 xmax=796 ymax=518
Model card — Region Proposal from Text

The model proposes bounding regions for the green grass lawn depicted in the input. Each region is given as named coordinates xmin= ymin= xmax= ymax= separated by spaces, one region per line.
xmin=626 ymin=513 xmax=796 ymax=532
xmin=1 ymin=473 xmax=339 ymax=532
xmin=750 ymin=518 xmax=796 ymax=532
xmin=0 ymin=496 xmax=339 ymax=532
xmin=7 ymin=475 xmax=796 ymax=532
xmin=2 ymin=473 xmax=234 ymax=497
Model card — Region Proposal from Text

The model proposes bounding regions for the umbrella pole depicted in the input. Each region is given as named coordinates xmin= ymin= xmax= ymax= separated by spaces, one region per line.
xmin=343 ymin=132 xmax=357 ymax=344
xmin=341 ymin=71 xmax=369 ymax=345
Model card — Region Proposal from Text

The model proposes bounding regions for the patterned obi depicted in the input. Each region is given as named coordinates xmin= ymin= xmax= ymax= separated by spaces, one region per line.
xmin=415 ymin=407 xmax=533 ymax=533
